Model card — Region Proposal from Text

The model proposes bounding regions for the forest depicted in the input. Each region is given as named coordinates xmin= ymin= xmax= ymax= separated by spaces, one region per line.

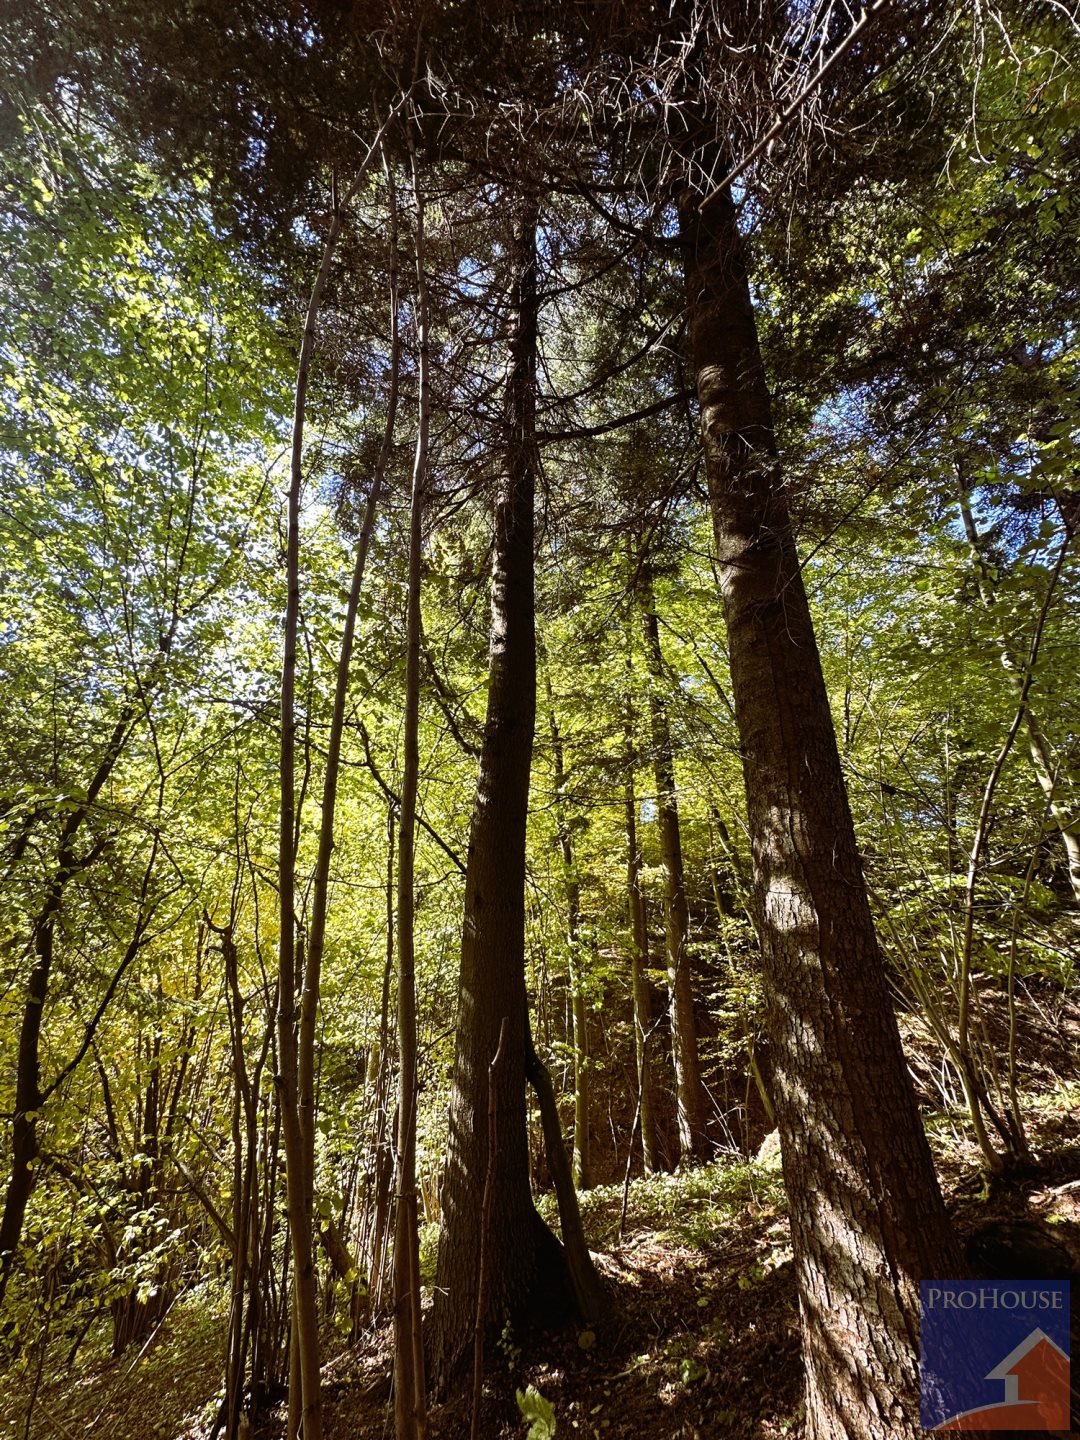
xmin=1 ymin=2 xmax=1078 ymax=1438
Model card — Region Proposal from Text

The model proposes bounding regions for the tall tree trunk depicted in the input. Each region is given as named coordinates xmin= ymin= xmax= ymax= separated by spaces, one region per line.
xmin=366 ymin=810 xmax=396 ymax=1315
xmin=274 ymin=134 xmax=393 ymax=1440
xmin=276 ymin=174 xmax=355 ymax=1440
xmin=678 ymin=171 xmax=962 ymax=1440
xmin=306 ymin=161 xmax=400 ymax=1089
xmin=958 ymin=483 xmax=1080 ymax=901
xmin=215 ymin=908 xmax=275 ymax=1438
xmin=623 ymin=690 xmax=661 ymax=1174
xmin=393 ymin=133 xmax=428 ymax=1440
xmin=636 ymin=566 xmax=711 ymax=1163
xmin=544 ymin=673 xmax=591 ymax=1190
xmin=430 ymin=199 xmax=571 ymax=1394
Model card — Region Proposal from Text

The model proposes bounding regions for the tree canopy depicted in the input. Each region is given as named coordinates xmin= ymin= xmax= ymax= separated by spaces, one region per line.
xmin=1 ymin=4 xmax=1078 ymax=1440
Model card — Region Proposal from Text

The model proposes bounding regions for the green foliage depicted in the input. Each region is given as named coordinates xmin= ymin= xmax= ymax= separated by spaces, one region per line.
xmin=1 ymin=4 xmax=1077 ymax=1422
xmin=539 ymin=1158 xmax=788 ymax=1252
xmin=516 ymin=1384 xmax=557 ymax=1440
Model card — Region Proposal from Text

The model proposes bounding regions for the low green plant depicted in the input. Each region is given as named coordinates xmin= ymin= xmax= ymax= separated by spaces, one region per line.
xmin=516 ymin=1383 xmax=556 ymax=1439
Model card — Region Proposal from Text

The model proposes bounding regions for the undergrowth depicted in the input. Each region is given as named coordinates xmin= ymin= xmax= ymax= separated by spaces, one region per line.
xmin=536 ymin=1153 xmax=788 ymax=1251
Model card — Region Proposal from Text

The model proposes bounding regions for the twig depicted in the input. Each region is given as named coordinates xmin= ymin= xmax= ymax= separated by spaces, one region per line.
xmin=699 ymin=0 xmax=895 ymax=210
xmin=23 ymin=1399 xmax=79 ymax=1440
xmin=359 ymin=722 xmax=467 ymax=874
xmin=87 ymin=1286 xmax=186 ymax=1431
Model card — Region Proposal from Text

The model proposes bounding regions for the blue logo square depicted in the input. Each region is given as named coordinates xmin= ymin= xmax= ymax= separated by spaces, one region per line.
xmin=920 ymin=1280 xmax=1070 ymax=1431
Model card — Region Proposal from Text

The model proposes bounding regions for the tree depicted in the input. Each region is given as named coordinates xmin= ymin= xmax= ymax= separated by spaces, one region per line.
xmin=429 ymin=196 xmax=575 ymax=1391
xmin=392 ymin=123 xmax=428 ymax=1440
xmin=636 ymin=561 xmax=712 ymax=1164
xmin=5 ymin=6 xmax=1079 ymax=1437
xmin=543 ymin=670 xmax=593 ymax=1190
xmin=0 ymin=117 xmax=284 ymax=1308
xmin=676 ymin=150 xmax=962 ymax=1440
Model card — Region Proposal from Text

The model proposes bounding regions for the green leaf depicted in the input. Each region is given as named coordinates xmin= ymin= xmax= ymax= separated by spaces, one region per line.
xmin=516 ymin=1385 xmax=556 ymax=1440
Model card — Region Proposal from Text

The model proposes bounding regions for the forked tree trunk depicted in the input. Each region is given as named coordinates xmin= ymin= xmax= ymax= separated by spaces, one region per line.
xmin=636 ymin=568 xmax=711 ymax=1163
xmin=678 ymin=171 xmax=962 ymax=1440
xmin=430 ymin=200 xmax=571 ymax=1393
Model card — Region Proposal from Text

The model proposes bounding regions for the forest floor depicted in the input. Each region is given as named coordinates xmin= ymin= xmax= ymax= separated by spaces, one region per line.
xmin=4 ymin=994 xmax=1080 ymax=1440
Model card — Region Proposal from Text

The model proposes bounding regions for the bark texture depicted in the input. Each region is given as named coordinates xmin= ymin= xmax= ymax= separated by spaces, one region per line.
xmin=679 ymin=174 xmax=962 ymax=1440
xmin=430 ymin=201 xmax=570 ymax=1393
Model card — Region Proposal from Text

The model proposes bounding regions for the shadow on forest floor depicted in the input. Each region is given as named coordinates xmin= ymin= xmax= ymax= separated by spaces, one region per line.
xmin=3 ymin=1070 xmax=1079 ymax=1439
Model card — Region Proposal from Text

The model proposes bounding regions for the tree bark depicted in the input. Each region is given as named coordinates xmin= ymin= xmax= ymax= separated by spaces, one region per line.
xmin=636 ymin=567 xmax=711 ymax=1164
xmin=678 ymin=172 xmax=962 ymax=1440
xmin=523 ymin=1020 xmax=606 ymax=1322
xmin=393 ymin=131 xmax=428 ymax=1440
xmin=430 ymin=198 xmax=571 ymax=1394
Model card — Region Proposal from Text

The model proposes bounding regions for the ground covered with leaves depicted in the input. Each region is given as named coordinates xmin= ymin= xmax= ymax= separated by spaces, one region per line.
xmin=4 ymin=990 xmax=1079 ymax=1440
xmin=4 ymin=1072 xmax=1079 ymax=1440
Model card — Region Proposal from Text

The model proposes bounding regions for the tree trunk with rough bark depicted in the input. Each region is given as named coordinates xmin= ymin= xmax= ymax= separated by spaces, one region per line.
xmin=429 ymin=200 xmax=571 ymax=1394
xmin=678 ymin=169 xmax=962 ymax=1440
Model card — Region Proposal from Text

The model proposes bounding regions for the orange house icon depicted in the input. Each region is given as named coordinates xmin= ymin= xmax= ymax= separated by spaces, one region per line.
xmin=933 ymin=1327 xmax=1070 ymax=1431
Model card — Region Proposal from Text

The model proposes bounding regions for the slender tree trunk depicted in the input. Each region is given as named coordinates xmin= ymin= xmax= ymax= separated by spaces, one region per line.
xmin=958 ymin=484 xmax=1080 ymax=901
xmin=217 ymin=911 xmax=274 ymax=1438
xmin=523 ymin=1019 xmax=606 ymax=1321
xmin=393 ymin=133 xmax=429 ymax=1440
xmin=636 ymin=567 xmax=711 ymax=1163
xmin=623 ymin=694 xmax=661 ymax=1174
xmin=276 ymin=174 xmax=355 ymax=1440
xmin=0 ymin=706 xmax=138 ymax=1308
xmin=274 ymin=132 xmax=394 ymax=1439
xmin=305 ymin=164 xmax=400 ymax=1083
xmin=430 ymin=198 xmax=571 ymax=1394
xmin=544 ymin=673 xmax=591 ymax=1190
xmin=367 ymin=811 xmax=396 ymax=1315
xmin=678 ymin=171 xmax=962 ymax=1440
xmin=225 ymin=932 xmax=251 ymax=1439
